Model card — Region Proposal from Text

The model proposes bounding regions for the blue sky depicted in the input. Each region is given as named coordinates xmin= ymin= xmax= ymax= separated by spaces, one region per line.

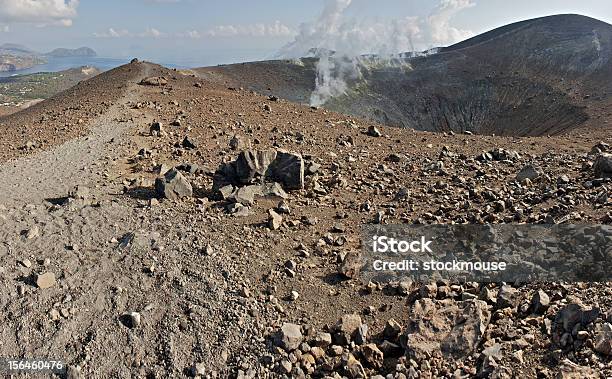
xmin=0 ymin=0 xmax=611 ymax=66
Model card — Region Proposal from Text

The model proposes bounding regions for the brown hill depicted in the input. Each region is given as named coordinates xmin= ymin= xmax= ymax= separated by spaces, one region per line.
xmin=0 ymin=56 xmax=610 ymax=378
xmin=198 ymin=14 xmax=612 ymax=137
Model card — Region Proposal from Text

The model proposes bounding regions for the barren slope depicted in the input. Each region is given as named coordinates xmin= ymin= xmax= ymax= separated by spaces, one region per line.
xmin=0 ymin=62 xmax=609 ymax=378
xmin=198 ymin=14 xmax=612 ymax=137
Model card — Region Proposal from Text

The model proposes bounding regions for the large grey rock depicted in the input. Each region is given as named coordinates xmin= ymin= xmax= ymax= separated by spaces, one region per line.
xmin=234 ymin=150 xmax=277 ymax=185
xmin=214 ymin=149 xmax=304 ymax=191
xmin=268 ymin=150 xmax=305 ymax=190
xmin=155 ymin=169 xmax=193 ymax=200
xmin=594 ymin=153 xmax=612 ymax=178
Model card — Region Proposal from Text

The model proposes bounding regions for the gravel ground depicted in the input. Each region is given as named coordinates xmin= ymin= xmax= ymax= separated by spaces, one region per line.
xmin=0 ymin=62 xmax=609 ymax=378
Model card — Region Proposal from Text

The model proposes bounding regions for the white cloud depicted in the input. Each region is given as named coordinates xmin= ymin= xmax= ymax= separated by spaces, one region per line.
xmin=204 ymin=21 xmax=295 ymax=38
xmin=176 ymin=30 xmax=201 ymax=39
xmin=94 ymin=28 xmax=130 ymax=38
xmin=138 ymin=27 xmax=165 ymax=38
xmin=0 ymin=0 xmax=79 ymax=27
xmin=95 ymin=21 xmax=294 ymax=40
xmin=94 ymin=27 xmax=198 ymax=40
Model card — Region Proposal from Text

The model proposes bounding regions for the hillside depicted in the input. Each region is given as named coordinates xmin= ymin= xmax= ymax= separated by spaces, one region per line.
xmin=0 ymin=60 xmax=609 ymax=378
xmin=0 ymin=66 xmax=101 ymax=116
xmin=0 ymin=44 xmax=97 ymax=73
xmin=198 ymin=14 xmax=612 ymax=137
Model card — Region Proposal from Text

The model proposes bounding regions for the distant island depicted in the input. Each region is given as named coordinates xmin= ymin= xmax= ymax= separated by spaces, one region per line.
xmin=0 ymin=44 xmax=97 ymax=72
xmin=45 ymin=47 xmax=97 ymax=58
xmin=0 ymin=55 xmax=46 ymax=72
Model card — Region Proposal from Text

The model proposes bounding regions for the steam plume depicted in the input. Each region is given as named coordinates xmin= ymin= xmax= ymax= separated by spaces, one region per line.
xmin=277 ymin=0 xmax=476 ymax=106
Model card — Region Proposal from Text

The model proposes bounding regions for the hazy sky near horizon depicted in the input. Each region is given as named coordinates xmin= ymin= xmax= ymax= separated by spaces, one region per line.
xmin=0 ymin=0 xmax=611 ymax=66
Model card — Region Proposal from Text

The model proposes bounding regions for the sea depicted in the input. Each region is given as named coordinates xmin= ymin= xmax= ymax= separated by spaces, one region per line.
xmin=0 ymin=56 xmax=184 ymax=78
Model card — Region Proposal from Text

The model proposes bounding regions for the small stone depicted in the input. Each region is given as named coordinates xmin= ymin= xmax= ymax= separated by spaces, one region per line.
xmin=383 ymin=318 xmax=402 ymax=340
xmin=346 ymin=354 xmax=366 ymax=378
xmin=420 ymin=283 xmax=437 ymax=299
xmin=36 ymin=272 xmax=56 ymax=289
xmin=284 ymin=259 xmax=297 ymax=271
xmin=516 ymin=164 xmax=543 ymax=182
xmin=139 ymin=76 xmax=168 ymax=86
xmin=354 ymin=324 xmax=368 ymax=345
xmin=313 ymin=332 xmax=332 ymax=348
xmin=367 ymin=125 xmax=382 ymax=137
xmin=218 ymin=185 xmax=235 ymax=200
xmin=155 ymin=169 xmax=193 ymax=200
xmin=231 ymin=185 xmax=258 ymax=206
xmin=530 ymin=289 xmax=550 ymax=314
xmin=594 ymin=153 xmax=612 ymax=178
xmin=278 ymin=360 xmax=292 ymax=374
xmin=190 ymin=362 xmax=206 ymax=377
xmin=276 ymin=323 xmax=303 ymax=351
xmin=69 ymin=185 xmax=90 ymax=200
xmin=361 ymin=344 xmax=384 ymax=369
xmin=182 ymin=136 xmax=198 ymax=149
xmin=335 ymin=314 xmax=362 ymax=344
xmin=275 ymin=201 xmax=291 ymax=215
xmin=121 ymin=311 xmax=141 ymax=329
xmin=229 ymin=135 xmax=249 ymax=150
xmin=25 ymin=226 xmax=40 ymax=239
xmin=65 ymin=365 xmax=84 ymax=379
xmin=338 ymin=252 xmax=362 ymax=279
xmin=552 ymin=304 xmax=600 ymax=346
xmin=497 ymin=285 xmax=518 ymax=309
xmin=20 ymin=258 xmax=32 ymax=268
xmin=149 ymin=121 xmax=164 ymax=137
xmin=289 ymin=290 xmax=299 ymax=301
xmin=268 ymin=209 xmax=283 ymax=230
xmin=49 ymin=309 xmax=61 ymax=321
xmin=594 ymin=323 xmax=612 ymax=356
xmin=306 ymin=162 xmax=321 ymax=175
